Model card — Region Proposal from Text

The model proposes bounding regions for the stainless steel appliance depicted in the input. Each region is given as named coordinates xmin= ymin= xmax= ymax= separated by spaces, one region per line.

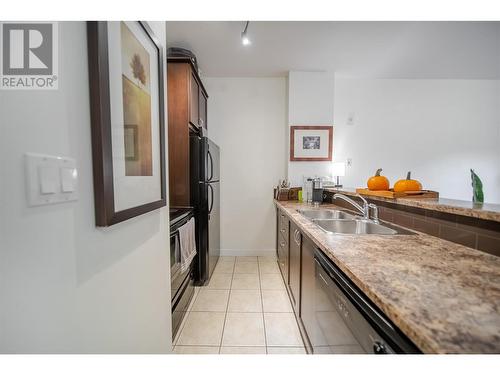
xmin=312 ymin=177 xmax=324 ymax=204
xmin=309 ymin=249 xmax=420 ymax=354
xmin=170 ymin=207 xmax=195 ymax=339
xmin=190 ymin=135 xmax=220 ymax=284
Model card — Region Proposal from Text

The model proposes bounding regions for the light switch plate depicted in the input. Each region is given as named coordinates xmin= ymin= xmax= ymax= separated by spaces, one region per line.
xmin=39 ymin=166 xmax=58 ymax=194
xmin=25 ymin=153 xmax=78 ymax=206
xmin=60 ymin=167 xmax=76 ymax=192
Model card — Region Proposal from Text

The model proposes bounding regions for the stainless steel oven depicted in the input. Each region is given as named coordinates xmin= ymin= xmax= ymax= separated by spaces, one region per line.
xmin=170 ymin=208 xmax=195 ymax=340
xmin=312 ymin=249 xmax=420 ymax=354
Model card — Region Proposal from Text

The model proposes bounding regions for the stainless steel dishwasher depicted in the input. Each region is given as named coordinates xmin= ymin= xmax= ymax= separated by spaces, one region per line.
xmin=312 ymin=249 xmax=420 ymax=354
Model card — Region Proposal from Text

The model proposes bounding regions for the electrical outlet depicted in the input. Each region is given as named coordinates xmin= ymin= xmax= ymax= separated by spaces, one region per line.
xmin=347 ymin=158 xmax=352 ymax=167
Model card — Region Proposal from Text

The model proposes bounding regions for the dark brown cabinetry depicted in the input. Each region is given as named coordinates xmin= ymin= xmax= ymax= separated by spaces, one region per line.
xmin=277 ymin=209 xmax=289 ymax=283
xmin=189 ymin=74 xmax=199 ymax=128
xmin=300 ymin=234 xmax=316 ymax=351
xmin=276 ymin=206 xmax=419 ymax=354
xmin=289 ymin=222 xmax=302 ymax=315
xmin=199 ymin=91 xmax=207 ymax=129
xmin=167 ymin=58 xmax=208 ymax=206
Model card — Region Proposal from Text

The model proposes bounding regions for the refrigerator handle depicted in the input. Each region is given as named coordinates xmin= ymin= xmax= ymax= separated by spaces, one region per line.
xmin=208 ymin=183 xmax=214 ymax=214
xmin=207 ymin=150 xmax=214 ymax=182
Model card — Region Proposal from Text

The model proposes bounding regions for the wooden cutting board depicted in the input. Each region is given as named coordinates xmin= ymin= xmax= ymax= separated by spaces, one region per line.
xmin=356 ymin=188 xmax=439 ymax=199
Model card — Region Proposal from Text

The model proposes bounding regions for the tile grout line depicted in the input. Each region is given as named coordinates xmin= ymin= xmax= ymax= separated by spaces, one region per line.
xmin=217 ymin=257 xmax=235 ymax=354
xmin=172 ymin=285 xmax=201 ymax=350
xmin=258 ymin=258 xmax=269 ymax=354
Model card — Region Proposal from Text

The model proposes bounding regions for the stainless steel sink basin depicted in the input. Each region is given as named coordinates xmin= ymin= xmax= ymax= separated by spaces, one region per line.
xmin=297 ymin=209 xmax=355 ymax=220
xmin=313 ymin=219 xmax=414 ymax=235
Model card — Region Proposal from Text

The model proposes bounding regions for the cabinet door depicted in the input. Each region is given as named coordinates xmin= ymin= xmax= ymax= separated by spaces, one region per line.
xmin=276 ymin=209 xmax=289 ymax=283
xmin=189 ymin=73 xmax=199 ymax=127
xmin=289 ymin=222 xmax=301 ymax=315
xmin=199 ymin=90 xmax=207 ymax=129
xmin=300 ymin=234 xmax=316 ymax=351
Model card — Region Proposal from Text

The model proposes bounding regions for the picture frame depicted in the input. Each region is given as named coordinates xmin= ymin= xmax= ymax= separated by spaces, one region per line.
xmin=87 ymin=21 xmax=166 ymax=226
xmin=290 ymin=125 xmax=333 ymax=161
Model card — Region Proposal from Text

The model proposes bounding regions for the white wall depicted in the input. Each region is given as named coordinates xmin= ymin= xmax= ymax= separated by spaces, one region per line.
xmin=287 ymin=71 xmax=335 ymax=186
xmin=0 ymin=22 xmax=172 ymax=353
xmin=333 ymin=78 xmax=500 ymax=203
xmin=204 ymin=77 xmax=287 ymax=256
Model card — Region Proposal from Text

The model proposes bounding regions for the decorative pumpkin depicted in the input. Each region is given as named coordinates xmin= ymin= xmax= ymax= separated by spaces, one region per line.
xmin=393 ymin=172 xmax=422 ymax=192
xmin=367 ymin=168 xmax=390 ymax=191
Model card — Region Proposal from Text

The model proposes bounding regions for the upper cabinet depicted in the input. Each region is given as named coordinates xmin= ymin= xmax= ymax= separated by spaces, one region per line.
xmin=167 ymin=58 xmax=209 ymax=207
xmin=199 ymin=90 xmax=207 ymax=130
xmin=189 ymin=73 xmax=200 ymax=128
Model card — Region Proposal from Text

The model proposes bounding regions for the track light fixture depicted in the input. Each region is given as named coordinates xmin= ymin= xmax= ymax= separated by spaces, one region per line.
xmin=241 ymin=21 xmax=251 ymax=46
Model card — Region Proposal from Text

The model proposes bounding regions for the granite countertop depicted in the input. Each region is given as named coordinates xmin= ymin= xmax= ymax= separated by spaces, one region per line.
xmin=275 ymin=200 xmax=500 ymax=353
xmin=324 ymin=187 xmax=500 ymax=223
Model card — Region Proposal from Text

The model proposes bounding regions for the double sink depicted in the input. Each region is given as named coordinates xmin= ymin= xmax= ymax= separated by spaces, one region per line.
xmin=297 ymin=208 xmax=414 ymax=235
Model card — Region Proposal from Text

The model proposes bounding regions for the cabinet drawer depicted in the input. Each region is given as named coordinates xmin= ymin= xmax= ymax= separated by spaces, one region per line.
xmin=289 ymin=223 xmax=301 ymax=316
xmin=278 ymin=211 xmax=289 ymax=240
xmin=277 ymin=242 xmax=288 ymax=281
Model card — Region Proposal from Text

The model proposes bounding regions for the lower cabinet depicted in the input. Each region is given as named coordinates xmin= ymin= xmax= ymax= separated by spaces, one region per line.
xmin=289 ymin=222 xmax=302 ymax=315
xmin=275 ymin=207 xmax=321 ymax=352
xmin=300 ymin=233 xmax=317 ymax=352
xmin=276 ymin=209 xmax=289 ymax=283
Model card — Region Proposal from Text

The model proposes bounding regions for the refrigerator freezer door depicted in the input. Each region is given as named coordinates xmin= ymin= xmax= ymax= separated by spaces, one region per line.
xmin=207 ymin=139 xmax=220 ymax=182
xmin=208 ymin=181 xmax=220 ymax=279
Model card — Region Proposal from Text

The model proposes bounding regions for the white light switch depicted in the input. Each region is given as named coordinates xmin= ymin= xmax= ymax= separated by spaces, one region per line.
xmin=25 ymin=153 xmax=78 ymax=206
xmin=39 ymin=166 xmax=58 ymax=194
xmin=60 ymin=167 xmax=76 ymax=192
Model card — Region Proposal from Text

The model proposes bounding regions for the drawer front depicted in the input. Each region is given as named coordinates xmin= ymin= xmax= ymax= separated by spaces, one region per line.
xmin=278 ymin=210 xmax=289 ymax=240
xmin=278 ymin=238 xmax=288 ymax=282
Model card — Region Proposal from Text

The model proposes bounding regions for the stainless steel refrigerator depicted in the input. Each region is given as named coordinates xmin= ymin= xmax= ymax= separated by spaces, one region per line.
xmin=190 ymin=134 xmax=220 ymax=284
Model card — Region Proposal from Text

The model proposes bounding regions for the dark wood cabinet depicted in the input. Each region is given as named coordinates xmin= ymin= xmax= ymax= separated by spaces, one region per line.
xmin=167 ymin=58 xmax=208 ymax=206
xmin=300 ymin=234 xmax=316 ymax=351
xmin=199 ymin=91 xmax=207 ymax=129
xmin=189 ymin=73 xmax=199 ymax=128
xmin=277 ymin=209 xmax=289 ymax=283
xmin=289 ymin=222 xmax=302 ymax=315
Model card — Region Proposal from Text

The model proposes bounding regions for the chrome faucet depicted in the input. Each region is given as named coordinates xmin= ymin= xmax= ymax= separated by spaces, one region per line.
xmin=368 ymin=203 xmax=380 ymax=224
xmin=332 ymin=193 xmax=379 ymax=223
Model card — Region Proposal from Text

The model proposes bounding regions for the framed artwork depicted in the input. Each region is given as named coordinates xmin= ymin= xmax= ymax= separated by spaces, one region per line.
xmin=290 ymin=125 xmax=333 ymax=161
xmin=87 ymin=21 xmax=166 ymax=226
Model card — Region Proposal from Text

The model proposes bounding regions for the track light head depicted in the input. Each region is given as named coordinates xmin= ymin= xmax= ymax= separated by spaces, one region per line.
xmin=241 ymin=21 xmax=251 ymax=46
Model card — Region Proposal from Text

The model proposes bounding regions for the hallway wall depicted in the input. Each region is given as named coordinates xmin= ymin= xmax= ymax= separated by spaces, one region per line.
xmin=204 ymin=77 xmax=287 ymax=256
xmin=0 ymin=22 xmax=172 ymax=353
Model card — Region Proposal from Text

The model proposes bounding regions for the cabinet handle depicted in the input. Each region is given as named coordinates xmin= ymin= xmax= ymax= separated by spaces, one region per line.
xmin=294 ymin=229 xmax=301 ymax=246
xmin=337 ymin=298 xmax=350 ymax=320
xmin=318 ymin=272 xmax=329 ymax=286
xmin=280 ymin=228 xmax=285 ymax=233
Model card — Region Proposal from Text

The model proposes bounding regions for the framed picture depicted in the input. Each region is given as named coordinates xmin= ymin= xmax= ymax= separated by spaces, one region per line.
xmin=87 ymin=21 xmax=166 ymax=226
xmin=290 ymin=125 xmax=333 ymax=161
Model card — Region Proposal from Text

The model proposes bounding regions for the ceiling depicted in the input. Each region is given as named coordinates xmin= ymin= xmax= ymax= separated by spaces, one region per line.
xmin=166 ymin=21 xmax=500 ymax=79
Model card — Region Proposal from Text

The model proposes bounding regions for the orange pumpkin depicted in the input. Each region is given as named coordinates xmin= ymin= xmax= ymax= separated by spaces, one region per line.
xmin=393 ymin=172 xmax=422 ymax=192
xmin=367 ymin=168 xmax=390 ymax=191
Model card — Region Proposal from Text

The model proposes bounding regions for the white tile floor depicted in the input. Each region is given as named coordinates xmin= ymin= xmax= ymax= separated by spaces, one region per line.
xmin=173 ymin=255 xmax=306 ymax=354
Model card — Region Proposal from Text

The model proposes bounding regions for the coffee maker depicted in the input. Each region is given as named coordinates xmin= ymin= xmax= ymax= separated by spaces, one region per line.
xmin=312 ymin=178 xmax=324 ymax=204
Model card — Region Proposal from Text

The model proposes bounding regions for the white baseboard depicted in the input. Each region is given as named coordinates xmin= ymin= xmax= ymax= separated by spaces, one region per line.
xmin=220 ymin=249 xmax=276 ymax=257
